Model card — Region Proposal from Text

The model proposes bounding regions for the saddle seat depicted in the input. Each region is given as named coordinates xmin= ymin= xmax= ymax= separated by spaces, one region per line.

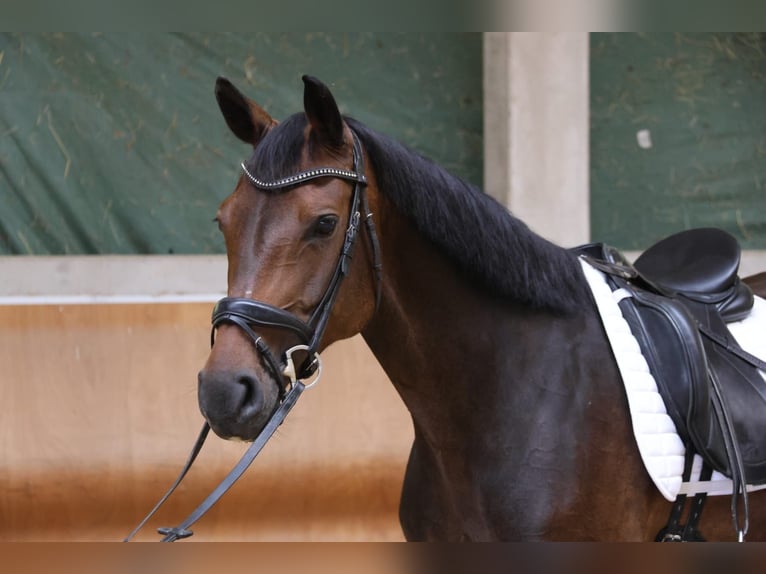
xmin=592 ymin=227 xmax=753 ymax=323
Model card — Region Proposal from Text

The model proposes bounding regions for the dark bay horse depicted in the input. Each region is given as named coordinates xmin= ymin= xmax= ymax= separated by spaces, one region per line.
xmin=197 ymin=75 xmax=766 ymax=541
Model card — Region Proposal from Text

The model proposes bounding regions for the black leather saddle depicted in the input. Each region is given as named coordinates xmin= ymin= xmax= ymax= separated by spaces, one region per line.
xmin=577 ymin=227 xmax=766 ymax=487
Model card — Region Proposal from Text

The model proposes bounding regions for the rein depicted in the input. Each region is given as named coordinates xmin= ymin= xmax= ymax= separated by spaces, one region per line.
xmin=125 ymin=131 xmax=381 ymax=542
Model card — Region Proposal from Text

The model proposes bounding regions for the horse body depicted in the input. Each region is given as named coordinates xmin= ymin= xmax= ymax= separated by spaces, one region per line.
xmin=199 ymin=75 xmax=766 ymax=541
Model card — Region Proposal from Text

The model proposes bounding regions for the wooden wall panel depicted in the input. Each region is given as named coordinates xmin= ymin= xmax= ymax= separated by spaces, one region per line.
xmin=0 ymin=304 xmax=412 ymax=541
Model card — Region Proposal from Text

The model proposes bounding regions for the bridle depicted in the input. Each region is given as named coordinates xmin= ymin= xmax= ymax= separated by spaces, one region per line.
xmin=125 ymin=130 xmax=382 ymax=542
xmin=214 ymin=131 xmax=382 ymax=396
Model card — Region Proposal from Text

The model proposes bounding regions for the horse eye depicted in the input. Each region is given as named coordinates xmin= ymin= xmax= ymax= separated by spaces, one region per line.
xmin=313 ymin=215 xmax=339 ymax=238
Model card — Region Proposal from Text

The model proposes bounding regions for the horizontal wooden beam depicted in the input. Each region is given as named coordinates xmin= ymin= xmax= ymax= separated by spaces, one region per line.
xmin=0 ymin=252 xmax=764 ymax=304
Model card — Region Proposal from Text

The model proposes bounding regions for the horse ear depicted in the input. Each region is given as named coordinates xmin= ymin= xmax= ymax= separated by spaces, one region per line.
xmin=302 ymin=75 xmax=344 ymax=149
xmin=215 ymin=77 xmax=276 ymax=146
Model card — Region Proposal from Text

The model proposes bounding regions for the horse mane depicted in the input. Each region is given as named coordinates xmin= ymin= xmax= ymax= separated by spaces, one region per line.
xmin=245 ymin=113 xmax=590 ymax=314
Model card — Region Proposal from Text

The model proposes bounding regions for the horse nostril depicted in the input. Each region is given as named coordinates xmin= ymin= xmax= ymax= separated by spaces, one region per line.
xmin=236 ymin=371 xmax=264 ymax=419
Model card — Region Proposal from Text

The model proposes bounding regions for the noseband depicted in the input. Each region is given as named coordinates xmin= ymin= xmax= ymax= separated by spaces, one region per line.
xmin=125 ymin=131 xmax=382 ymax=542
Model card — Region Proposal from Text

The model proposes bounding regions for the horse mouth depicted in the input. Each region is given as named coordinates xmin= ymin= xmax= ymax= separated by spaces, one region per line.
xmin=222 ymin=435 xmax=249 ymax=443
xmin=203 ymin=414 xmax=272 ymax=443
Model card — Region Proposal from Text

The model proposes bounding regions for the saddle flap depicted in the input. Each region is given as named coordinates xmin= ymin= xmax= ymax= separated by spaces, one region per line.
xmin=616 ymin=289 xmax=712 ymax=456
xmin=613 ymin=280 xmax=766 ymax=484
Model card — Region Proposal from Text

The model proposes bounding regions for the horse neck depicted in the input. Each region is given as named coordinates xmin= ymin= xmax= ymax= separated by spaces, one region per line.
xmin=360 ymin=203 xmax=598 ymax=443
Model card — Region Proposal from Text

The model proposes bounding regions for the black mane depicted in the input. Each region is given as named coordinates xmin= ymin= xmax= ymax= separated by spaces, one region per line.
xmin=245 ymin=113 xmax=589 ymax=313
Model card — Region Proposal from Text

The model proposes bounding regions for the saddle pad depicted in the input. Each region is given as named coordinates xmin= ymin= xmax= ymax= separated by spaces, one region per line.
xmin=580 ymin=258 xmax=766 ymax=501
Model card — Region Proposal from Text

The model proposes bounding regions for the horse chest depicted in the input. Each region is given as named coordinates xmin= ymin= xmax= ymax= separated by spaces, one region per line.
xmin=399 ymin=416 xmax=589 ymax=541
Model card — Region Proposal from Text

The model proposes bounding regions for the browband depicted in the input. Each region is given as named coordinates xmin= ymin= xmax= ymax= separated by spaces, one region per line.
xmin=241 ymin=162 xmax=367 ymax=190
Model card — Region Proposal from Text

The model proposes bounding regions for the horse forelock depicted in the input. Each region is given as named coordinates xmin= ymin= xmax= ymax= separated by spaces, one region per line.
xmin=241 ymin=112 xmax=356 ymax=192
xmin=241 ymin=113 xmax=309 ymax=189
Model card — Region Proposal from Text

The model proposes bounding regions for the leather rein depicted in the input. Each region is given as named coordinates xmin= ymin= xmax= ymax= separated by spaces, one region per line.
xmin=125 ymin=132 xmax=382 ymax=542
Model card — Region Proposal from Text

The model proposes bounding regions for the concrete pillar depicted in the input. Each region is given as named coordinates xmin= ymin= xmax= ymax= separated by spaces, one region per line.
xmin=484 ymin=32 xmax=590 ymax=247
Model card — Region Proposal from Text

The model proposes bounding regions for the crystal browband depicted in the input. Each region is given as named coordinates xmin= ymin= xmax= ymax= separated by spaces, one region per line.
xmin=241 ymin=162 xmax=367 ymax=190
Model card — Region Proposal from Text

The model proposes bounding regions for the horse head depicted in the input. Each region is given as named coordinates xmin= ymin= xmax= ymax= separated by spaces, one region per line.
xmin=198 ymin=76 xmax=380 ymax=441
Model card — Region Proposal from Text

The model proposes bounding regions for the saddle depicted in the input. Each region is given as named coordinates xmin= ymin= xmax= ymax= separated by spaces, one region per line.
xmin=577 ymin=228 xmax=766 ymax=538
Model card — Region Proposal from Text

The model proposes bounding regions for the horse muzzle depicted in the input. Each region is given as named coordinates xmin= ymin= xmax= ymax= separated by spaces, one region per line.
xmin=198 ymin=297 xmax=322 ymax=440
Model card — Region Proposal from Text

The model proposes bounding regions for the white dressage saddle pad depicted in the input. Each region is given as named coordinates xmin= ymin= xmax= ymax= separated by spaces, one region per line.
xmin=580 ymin=258 xmax=766 ymax=501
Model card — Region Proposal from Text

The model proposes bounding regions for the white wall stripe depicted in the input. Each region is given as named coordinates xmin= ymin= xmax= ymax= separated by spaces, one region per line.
xmin=0 ymin=294 xmax=225 ymax=306
xmin=0 ymin=252 xmax=763 ymax=306
xmin=0 ymin=255 xmax=227 ymax=304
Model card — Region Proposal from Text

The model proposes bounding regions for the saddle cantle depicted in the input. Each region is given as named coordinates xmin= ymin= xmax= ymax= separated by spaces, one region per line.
xmin=633 ymin=227 xmax=754 ymax=322
xmin=576 ymin=228 xmax=766 ymax=538
xmin=635 ymin=227 xmax=740 ymax=294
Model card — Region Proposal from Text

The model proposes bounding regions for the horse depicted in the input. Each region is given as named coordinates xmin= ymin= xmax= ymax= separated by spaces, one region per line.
xmin=197 ymin=75 xmax=766 ymax=541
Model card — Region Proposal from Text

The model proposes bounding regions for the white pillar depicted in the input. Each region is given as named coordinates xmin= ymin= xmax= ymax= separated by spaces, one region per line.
xmin=484 ymin=32 xmax=590 ymax=247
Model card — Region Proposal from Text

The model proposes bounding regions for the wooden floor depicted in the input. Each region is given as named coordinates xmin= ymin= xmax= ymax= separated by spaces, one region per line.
xmin=0 ymin=304 xmax=412 ymax=541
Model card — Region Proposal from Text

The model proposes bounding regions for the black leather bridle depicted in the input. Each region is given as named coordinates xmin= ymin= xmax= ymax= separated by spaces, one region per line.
xmin=213 ymin=131 xmax=382 ymax=395
xmin=125 ymin=131 xmax=382 ymax=542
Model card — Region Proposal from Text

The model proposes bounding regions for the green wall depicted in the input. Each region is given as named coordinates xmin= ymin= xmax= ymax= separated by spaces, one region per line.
xmin=0 ymin=33 xmax=482 ymax=254
xmin=10 ymin=33 xmax=760 ymax=256
xmin=591 ymin=33 xmax=766 ymax=250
